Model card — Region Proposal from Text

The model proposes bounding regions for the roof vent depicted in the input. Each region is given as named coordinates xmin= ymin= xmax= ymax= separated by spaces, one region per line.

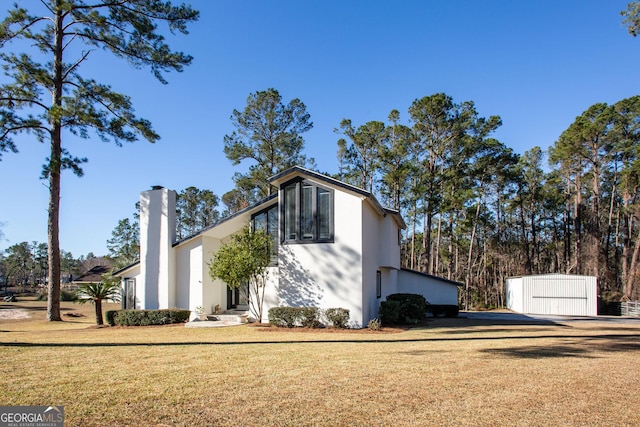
xmin=151 ymin=185 xmax=164 ymax=190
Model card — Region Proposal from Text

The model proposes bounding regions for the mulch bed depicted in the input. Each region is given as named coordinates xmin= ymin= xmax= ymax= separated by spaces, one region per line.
xmin=248 ymin=323 xmax=411 ymax=334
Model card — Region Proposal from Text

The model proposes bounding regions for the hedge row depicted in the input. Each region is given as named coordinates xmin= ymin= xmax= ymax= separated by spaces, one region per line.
xmin=380 ymin=293 xmax=428 ymax=324
xmin=268 ymin=307 xmax=350 ymax=328
xmin=105 ymin=309 xmax=191 ymax=326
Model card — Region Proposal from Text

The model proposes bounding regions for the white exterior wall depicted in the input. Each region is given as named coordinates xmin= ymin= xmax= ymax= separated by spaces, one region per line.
xmin=506 ymin=274 xmax=597 ymax=316
xmin=378 ymin=214 xmax=401 ymax=268
xmin=256 ymin=266 xmax=280 ymax=323
xmin=397 ymin=270 xmax=459 ymax=305
xmin=361 ymin=201 xmax=380 ymax=325
xmin=278 ymin=188 xmax=364 ymax=326
xmin=505 ymin=277 xmax=524 ymax=313
xmin=379 ymin=268 xmax=399 ymax=300
xmin=119 ymin=264 xmax=141 ymax=309
xmin=175 ymin=237 xmax=214 ymax=320
xmin=139 ymin=187 xmax=176 ymax=310
xmin=201 ymin=236 xmax=222 ymax=315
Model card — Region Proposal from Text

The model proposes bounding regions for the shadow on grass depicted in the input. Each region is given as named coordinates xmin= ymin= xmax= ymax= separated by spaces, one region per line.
xmin=481 ymin=345 xmax=594 ymax=359
xmin=2 ymin=333 xmax=639 ymax=357
xmin=0 ymin=304 xmax=76 ymax=312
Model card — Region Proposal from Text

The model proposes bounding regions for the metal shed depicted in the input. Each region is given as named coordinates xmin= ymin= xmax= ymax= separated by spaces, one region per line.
xmin=506 ymin=274 xmax=598 ymax=316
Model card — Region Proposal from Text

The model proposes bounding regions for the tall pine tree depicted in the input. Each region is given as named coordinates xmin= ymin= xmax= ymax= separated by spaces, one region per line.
xmin=0 ymin=1 xmax=198 ymax=320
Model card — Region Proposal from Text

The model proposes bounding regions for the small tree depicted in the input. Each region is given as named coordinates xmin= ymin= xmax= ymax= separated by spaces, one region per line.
xmin=209 ymin=225 xmax=272 ymax=322
xmin=76 ymin=274 xmax=121 ymax=325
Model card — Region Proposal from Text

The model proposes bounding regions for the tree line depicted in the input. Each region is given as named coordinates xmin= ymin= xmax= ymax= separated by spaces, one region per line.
xmin=0 ymin=243 xmax=106 ymax=290
xmin=107 ymin=88 xmax=640 ymax=309
xmin=336 ymin=94 xmax=640 ymax=307
xmin=1 ymin=2 xmax=638 ymax=320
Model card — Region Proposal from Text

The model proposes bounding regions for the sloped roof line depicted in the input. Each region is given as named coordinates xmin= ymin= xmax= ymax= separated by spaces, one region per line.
xmin=172 ymin=193 xmax=278 ymax=248
xmin=72 ymin=265 xmax=112 ymax=283
xmin=400 ymin=268 xmax=464 ymax=287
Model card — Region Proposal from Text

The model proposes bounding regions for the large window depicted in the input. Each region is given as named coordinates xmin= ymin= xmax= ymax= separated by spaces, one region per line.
xmin=281 ymin=179 xmax=334 ymax=243
xmin=251 ymin=204 xmax=278 ymax=264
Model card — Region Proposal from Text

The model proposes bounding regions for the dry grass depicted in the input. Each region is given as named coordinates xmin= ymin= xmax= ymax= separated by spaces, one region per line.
xmin=1 ymin=299 xmax=640 ymax=426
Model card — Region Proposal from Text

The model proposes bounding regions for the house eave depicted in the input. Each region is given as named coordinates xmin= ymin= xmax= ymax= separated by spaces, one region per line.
xmin=172 ymin=193 xmax=278 ymax=248
xmin=400 ymin=268 xmax=464 ymax=287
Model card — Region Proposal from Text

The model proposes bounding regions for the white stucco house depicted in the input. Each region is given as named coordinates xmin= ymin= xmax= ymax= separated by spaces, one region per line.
xmin=115 ymin=166 xmax=460 ymax=326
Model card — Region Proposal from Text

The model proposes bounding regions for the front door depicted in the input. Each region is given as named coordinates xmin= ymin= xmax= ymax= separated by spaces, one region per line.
xmin=227 ymin=283 xmax=249 ymax=310
xmin=124 ymin=279 xmax=135 ymax=309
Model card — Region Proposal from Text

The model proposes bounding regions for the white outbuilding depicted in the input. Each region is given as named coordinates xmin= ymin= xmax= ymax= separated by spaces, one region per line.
xmin=506 ymin=274 xmax=598 ymax=317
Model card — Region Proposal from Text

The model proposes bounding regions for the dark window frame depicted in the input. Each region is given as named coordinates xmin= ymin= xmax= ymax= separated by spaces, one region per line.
xmin=280 ymin=178 xmax=334 ymax=244
xmin=251 ymin=203 xmax=279 ymax=266
xmin=376 ymin=271 xmax=382 ymax=299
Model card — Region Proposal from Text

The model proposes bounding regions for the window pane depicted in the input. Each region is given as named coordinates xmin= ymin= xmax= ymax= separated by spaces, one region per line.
xmin=285 ymin=185 xmax=297 ymax=240
xmin=268 ymin=206 xmax=278 ymax=260
xmin=301 ymin=183 xmax=313 ymax=240
xmin=253 ymin=212 xmax=266 ymax=232
xmin=317 ymin=187 xmax=331 ymax=240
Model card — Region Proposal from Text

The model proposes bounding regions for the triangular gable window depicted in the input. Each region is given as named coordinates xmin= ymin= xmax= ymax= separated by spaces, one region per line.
xmin=281 ymin=179 xmax=334 ymax=243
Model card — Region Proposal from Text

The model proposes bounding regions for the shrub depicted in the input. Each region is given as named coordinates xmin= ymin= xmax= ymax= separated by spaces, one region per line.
xmin=324 ymin=308 xmax=350 ymax=328
xmin=105 ymin=310 xmax=118 ymax=326
xmin=36 ymin=289 xmax=77 ymax=302
xmin=385 ymin=293 xmax=428 ymax=324
xmin=268 ymin=307 xmax=326 ymax=328
xmin=268 ymin=307 xmax=298 ymax=327
xmin=111 ymin=309 xmax=190 ymax=326
xmin=298 ymin=307 xmax=321 ymax=328
xmin=61 ymin=289 xmax=78 ymax=301
xmin=368 ymin=318 xmax=381 ymax=331
xmin=379 ymin=300 xmax=400 ymax=324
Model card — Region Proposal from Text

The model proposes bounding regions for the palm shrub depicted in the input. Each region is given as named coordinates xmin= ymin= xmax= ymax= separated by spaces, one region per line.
xmin=76 ymin=274 xmax=121 ymax=325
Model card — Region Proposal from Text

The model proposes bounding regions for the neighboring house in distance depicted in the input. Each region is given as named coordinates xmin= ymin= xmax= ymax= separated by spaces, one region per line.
xmin=69 ymin=265 xmax=112 ymax=290
xmin=114 ymin=166 xmax=460 ymax=326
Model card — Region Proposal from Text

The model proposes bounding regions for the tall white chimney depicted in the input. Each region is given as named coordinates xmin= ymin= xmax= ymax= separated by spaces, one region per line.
xmin=139 ymin=186 xmax=176 ymax=309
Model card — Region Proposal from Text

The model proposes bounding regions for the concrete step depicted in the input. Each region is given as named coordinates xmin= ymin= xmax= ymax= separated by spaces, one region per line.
xmin=206 ymin=312 xmax=249 ymax=323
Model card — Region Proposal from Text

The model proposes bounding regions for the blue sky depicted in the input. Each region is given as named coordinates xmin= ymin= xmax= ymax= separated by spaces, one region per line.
xmin=1 ymin=0 xmax=639 ymax=258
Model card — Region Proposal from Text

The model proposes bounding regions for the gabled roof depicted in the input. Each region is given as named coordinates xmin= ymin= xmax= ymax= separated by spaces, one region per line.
xmin=72 ymin=265 xmax=111 ymax=283
xmin=112 ymin=261 xmax=140 ymax=277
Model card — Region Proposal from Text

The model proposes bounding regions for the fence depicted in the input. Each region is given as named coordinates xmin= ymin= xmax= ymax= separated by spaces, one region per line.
xmin=621 ymin=301 xmax=640 ymax=318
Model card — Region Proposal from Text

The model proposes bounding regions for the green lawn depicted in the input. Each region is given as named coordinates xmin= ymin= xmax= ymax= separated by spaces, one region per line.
xmin=1 ymin=299 xmax=639 ymax=426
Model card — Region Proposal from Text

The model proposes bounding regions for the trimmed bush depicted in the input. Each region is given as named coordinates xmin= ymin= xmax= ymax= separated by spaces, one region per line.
xmin=268 ymin=307 xmax=298 ymax=327
xmin=379 ymin=300 xmax=400 ymax=324
xmin=298 ymin=307 xmax=321 ymax=328
xmin=428 ymin=304 xmax=459 ymax=318
xmin=324 ymin=308 xmax=350 ymax=328
xmin=268 ymin=306 xmax=328 ymax=328
xmin=384 ymin=293 xmax=428 ymax=324
xmin=111 ymin=309 xmax=190 ymax=326
xmin=60 ymin=290 xmax=78 ymax=301
xmin=36 ymin=289 xmax=77 ymax=302
xmin=105 ymin=310 xmax=118 ymax=326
